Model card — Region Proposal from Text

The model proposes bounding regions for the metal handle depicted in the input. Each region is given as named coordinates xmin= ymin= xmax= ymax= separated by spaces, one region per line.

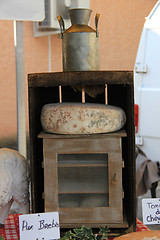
xmin=57 ymin=15 xmax=65 ymax=39
xmin=95 ymin=13 xmax=100 ymax=37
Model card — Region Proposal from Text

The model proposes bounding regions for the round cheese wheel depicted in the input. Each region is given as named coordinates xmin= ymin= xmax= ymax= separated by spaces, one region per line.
xmin=40 ymin=102 xmax=126 ymax=134
xmin=115 ymin=231 xmax=160 ymax=240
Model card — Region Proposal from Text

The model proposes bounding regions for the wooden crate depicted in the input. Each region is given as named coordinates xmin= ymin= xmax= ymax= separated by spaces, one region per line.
xmin=28 ymin=71 xmax=136 ymax=234
xmin=38 ymin=131 xmax=126 ymax=227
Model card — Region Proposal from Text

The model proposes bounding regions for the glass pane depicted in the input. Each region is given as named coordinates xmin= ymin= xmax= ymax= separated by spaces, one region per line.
xmin=59 ymin=193 xmax=109 ymax=208
xmin=58 ymin=153 xmax=109 ymax=208
xmin=58 ymin=153 xmax=108 ymax=166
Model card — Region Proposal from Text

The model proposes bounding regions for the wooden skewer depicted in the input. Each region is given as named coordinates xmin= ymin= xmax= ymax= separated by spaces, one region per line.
xmin=82 ymin=87 xmax=85 ymax=103
xmin=105 ymin=84 xmax=108 ymax=105
xmin=59 ymin=85 xmax=62 ymax=103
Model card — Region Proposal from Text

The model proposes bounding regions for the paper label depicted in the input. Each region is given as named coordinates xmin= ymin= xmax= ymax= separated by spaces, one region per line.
xmin=142 ymin=198 xmax=160 ymax=225
xmin=19 ymin=212 xmax=60 ymax=240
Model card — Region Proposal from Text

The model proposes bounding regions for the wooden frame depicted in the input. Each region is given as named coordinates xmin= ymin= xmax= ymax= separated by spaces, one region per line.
xmin=38 ymin=131 xmax=126 ymax=227
xmin=28 ymin=71 xmax=136 ymax=234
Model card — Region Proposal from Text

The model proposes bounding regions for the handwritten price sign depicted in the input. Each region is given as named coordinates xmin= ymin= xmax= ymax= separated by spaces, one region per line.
xmin=19 ymin=212 xmax=60 ymax=240
xmin=142 ymin=198 xmax=160 ymax=225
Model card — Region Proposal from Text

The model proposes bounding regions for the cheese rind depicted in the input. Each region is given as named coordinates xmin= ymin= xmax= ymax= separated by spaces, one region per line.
xmin=41 ymin=103 xmax=126 ymax=134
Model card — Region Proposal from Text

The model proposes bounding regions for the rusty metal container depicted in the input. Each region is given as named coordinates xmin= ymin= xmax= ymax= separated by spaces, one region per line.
xmin=57 ymin=8 xmax=100 ymax=71
xmin=40 ymin=103 xmax=126 ymax=135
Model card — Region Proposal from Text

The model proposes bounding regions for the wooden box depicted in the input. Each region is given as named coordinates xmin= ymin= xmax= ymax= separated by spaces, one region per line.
xmin=28 ymin=71 xmax=136 ymax=235
xmin=38 ymin=131 xmax=126 ymax=227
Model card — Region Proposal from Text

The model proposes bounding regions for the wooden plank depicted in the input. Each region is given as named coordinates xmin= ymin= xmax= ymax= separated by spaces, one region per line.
xmin=28 ymin=71 xmax=133 ymax=87
xmin=109 ymin=153 xmax=123 ymax=204
xmin=59 ymin=215 xmax=129 ymax=228
xmin=59 ymin=207 xmax=123 ymax=224
xmin=125 ymin=85 xmax=136 ymax=227
xmin=60 ymin=222 xmax=129 ymax=229
xmin=38 ymin=130 xmax=127 ymax=139
xmin=28 ymin=87 xmax=44 ymax=213
xmin=43 ymin=137 xmax=122 ymax=154
xmin=43 ymin=144 xmax=58 ymax=212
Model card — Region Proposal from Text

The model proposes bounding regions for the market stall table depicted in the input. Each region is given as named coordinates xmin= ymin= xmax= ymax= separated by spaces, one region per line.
xmin=0 ymin=215 xmax=150 ymax=240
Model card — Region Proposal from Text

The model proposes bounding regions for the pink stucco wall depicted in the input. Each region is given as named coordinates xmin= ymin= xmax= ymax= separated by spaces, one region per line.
xmin=0 ymin=0 xmax=157 ymax=138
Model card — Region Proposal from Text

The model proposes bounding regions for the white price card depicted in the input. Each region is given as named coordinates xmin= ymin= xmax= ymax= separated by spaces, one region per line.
xmin=142 ymin=198 xmax=160 ymax=225
xmin=19 ymin=212 xmax=60 ymax=240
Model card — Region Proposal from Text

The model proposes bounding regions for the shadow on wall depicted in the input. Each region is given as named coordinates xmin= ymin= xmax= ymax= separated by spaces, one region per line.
xmin=0 ymin=135 xmax=30 ymax=158
xmin=0 ymin=136 xmax=17 ymax=150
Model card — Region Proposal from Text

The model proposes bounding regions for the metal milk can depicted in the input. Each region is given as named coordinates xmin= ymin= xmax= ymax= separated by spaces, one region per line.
xmin=57 ymin=8 xmax=100 ymax=71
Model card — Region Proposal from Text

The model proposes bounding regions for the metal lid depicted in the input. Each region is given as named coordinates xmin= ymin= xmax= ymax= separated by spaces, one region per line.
xmin=69 ymin=8 xmax=92 ymax=25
